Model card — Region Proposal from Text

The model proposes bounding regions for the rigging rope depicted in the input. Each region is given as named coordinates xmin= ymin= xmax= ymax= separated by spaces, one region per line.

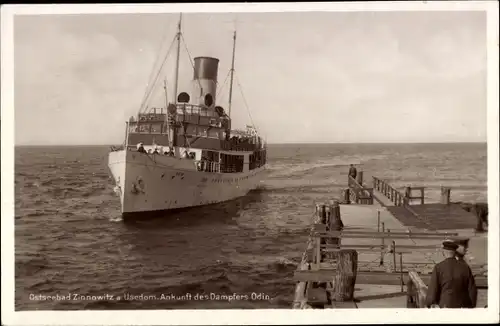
xmin=216 ymin=70 xmax=231 ymax=99
xmin=180 ymin=34 xmax=204 ymax=94
xmin=138 ymin=20 xmax=174 ymax=114
xmin=235 ymin=73 xmax=257 ymax=133
xmin=139 ymin=34 xmax=177 ymax=115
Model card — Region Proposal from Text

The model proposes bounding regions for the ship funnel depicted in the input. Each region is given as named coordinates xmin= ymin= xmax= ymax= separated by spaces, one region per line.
xmin=192 ymin=56 xmax=219 ymax=108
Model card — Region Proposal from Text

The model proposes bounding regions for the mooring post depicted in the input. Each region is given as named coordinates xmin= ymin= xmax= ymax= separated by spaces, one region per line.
xmin=315 ymin=204 xmax=322 ymax=224
xmin=342 ymin=188 xmax=350 ymax=204
xmin=330 ymin=249 xmax=358 ymax=302
xmin=404 ymin=186 xmax=411 ymax=205
xmin=318 ymin=204 xmax=327 ymax=225
xmin=474 ymin=204 xmax=485 ymax=233
xmin=325 ymin=204 xmax=332 ymax=229
xmin=321 ymin=201 xmax=339 ymax=260
xmin=440 ymin=186 xmax=451 ymax=205
xmin=330 ymin=200 xmax=344 ymax=231
xmin=380 ymin=222 xmax=385 ymax=266
xmin=319 ymin=204 xmax=328 ymax=260
xmin=356 ymin=171 xmax=364 ymax=186
xmin=326 ymin=200 xmax=344 ymax=254
xmin=392 ymin=240 xmax=397 ymax=273
xmin=399 ymin=253 xmax=404 ymax=292
xmin=377 ymin=210 xmax=381 ymax=232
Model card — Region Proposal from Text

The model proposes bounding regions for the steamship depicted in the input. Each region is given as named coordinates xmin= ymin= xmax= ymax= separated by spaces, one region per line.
xmin=108 ymin=15 xmax=267 ymax=216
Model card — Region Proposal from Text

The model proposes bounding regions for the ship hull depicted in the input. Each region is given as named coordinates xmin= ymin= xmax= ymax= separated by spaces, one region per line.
xmin=108 ymin=150 xmax=266 ymax=216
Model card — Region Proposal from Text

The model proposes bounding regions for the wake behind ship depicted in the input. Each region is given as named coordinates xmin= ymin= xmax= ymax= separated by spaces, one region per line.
xmin=108 ymin=15 xmax=267 ymax=216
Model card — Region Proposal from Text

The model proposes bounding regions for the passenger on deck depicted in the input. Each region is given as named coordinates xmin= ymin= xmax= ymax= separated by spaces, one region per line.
xmin=136 ymin=142 xmax=147 ymax=154
xmin=425 ymin=241 xmax=477 ymax=308
xmin=348 ymin=164 xmax=357 ymax=179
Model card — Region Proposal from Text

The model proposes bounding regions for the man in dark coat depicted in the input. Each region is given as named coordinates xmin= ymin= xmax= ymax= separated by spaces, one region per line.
xmin=454 ymin=238 xmax=470 ymax=262
xmin=453 ymin=238 xmax=478 ymax=306
xmin=426 ymin=241 xmax=477 ymax=308
xmin=348 ymin=164 xmax=357 ymax=179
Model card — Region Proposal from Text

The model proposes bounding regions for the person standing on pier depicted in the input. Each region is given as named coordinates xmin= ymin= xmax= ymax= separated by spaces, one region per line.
xmin=453 ymin=238 xmax=478 ymax=307
xmin=348 ymin=164 xmax=357 ymax=179
xmin=454 ymin=238 xmax=470 ymax=262
xmin=425 ymin=241 xmax=478 ymax=308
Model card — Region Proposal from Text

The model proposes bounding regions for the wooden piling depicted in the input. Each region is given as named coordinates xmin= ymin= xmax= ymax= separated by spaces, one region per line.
xmin=330 ymin=200 xmax=344 ymax=231
xmin=392 ymin=240 xmax=397 ymax=273
xmin=404 ymin=186 xmax=411 ymax=205
xmin=317 ymin=204 xmax=327 ymax=225
xmin=399 ymin=253 xmax=404 ymax=292
xmin=342 ymin=188 xmax=351 ymax=204
xmin=317 ymin=204 xmax=328 ymax=260
xmin=440 ymin=186 xmax=451 ymax=205
xmin=380 ymin=222 xmax=385 ymax=266
xmin=377 ymin=210 xmax=381 ymax=232
xmin=315 ymin=204 xmax=322 ymax=224
xmin=330 ymin=249 xmax=358 ymax=302
xmin=326 ymin=201 xmax=343 ymax=258
xmin=325 ymin=205 xmax=332 ymax=228
xmin=475 ymin=204 xmax=485 ymax=233
xmin=356 ymin=171 xmax=364 ymax=186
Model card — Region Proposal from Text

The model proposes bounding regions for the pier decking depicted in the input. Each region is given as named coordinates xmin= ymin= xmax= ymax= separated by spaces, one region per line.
xmin=371 ymin=176 xmax=479 ymax=230
xmin=386 ymin=204 xmax=478 ymax=230
xmin=292 ymin=172 xmax=488 ymax=309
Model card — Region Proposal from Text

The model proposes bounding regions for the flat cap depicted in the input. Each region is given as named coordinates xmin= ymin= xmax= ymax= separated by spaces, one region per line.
xmin=442 ymin=240 xmax=459 ymax=251
xmin=453 ymin=238 xmax=470 ymax=247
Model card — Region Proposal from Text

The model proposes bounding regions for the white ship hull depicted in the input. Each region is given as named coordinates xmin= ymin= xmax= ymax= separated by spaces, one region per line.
xmin=108 ymin=149 xmax=266 ymax=215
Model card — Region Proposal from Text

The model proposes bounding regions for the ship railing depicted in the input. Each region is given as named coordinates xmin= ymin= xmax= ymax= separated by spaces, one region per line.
xmin=221 ymin=142 xmax=262 ymax=152
xmin=175 ymin=103 xmax=219 ymax=117
xmin=110 ymin=145 xmax=124 ymax=152
xmin=195 ymin=160 xmax=221 ymax=173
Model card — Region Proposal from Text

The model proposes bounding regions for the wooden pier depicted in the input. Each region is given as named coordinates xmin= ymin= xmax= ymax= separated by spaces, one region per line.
xmin=372 ymin=176 xmax=481 ymax=230
xmin=292 ymin=171 xmax=488 ymax=309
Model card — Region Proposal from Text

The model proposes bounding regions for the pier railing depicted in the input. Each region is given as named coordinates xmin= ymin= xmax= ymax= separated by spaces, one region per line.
xmin=347 ymin=175 xmax=374 ymax=205
xmin=372 ymin=176 xmax=407 ymax=206
xmin=372 ymin=176 xmax=425 ymax=206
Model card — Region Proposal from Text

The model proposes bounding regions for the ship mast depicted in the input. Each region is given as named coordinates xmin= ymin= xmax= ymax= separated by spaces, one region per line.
xmin=173 ymin=13 xmax=182 ymax=103
xmin=163 ymin=78 xmax=170 ymax=137
xmin=228 ymin=30 xmax=237 ymax=119
xmin=163 ymin=13 xmax=182 ymax=151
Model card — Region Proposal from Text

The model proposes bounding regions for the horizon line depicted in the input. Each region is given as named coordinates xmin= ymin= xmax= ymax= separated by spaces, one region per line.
xmin=13 ymin=140 xmax=488 ymax=147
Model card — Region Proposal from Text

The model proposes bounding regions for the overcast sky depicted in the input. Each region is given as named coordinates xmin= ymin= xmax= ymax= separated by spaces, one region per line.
xmin=13 ymin=10 xmax=486 ymax=145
